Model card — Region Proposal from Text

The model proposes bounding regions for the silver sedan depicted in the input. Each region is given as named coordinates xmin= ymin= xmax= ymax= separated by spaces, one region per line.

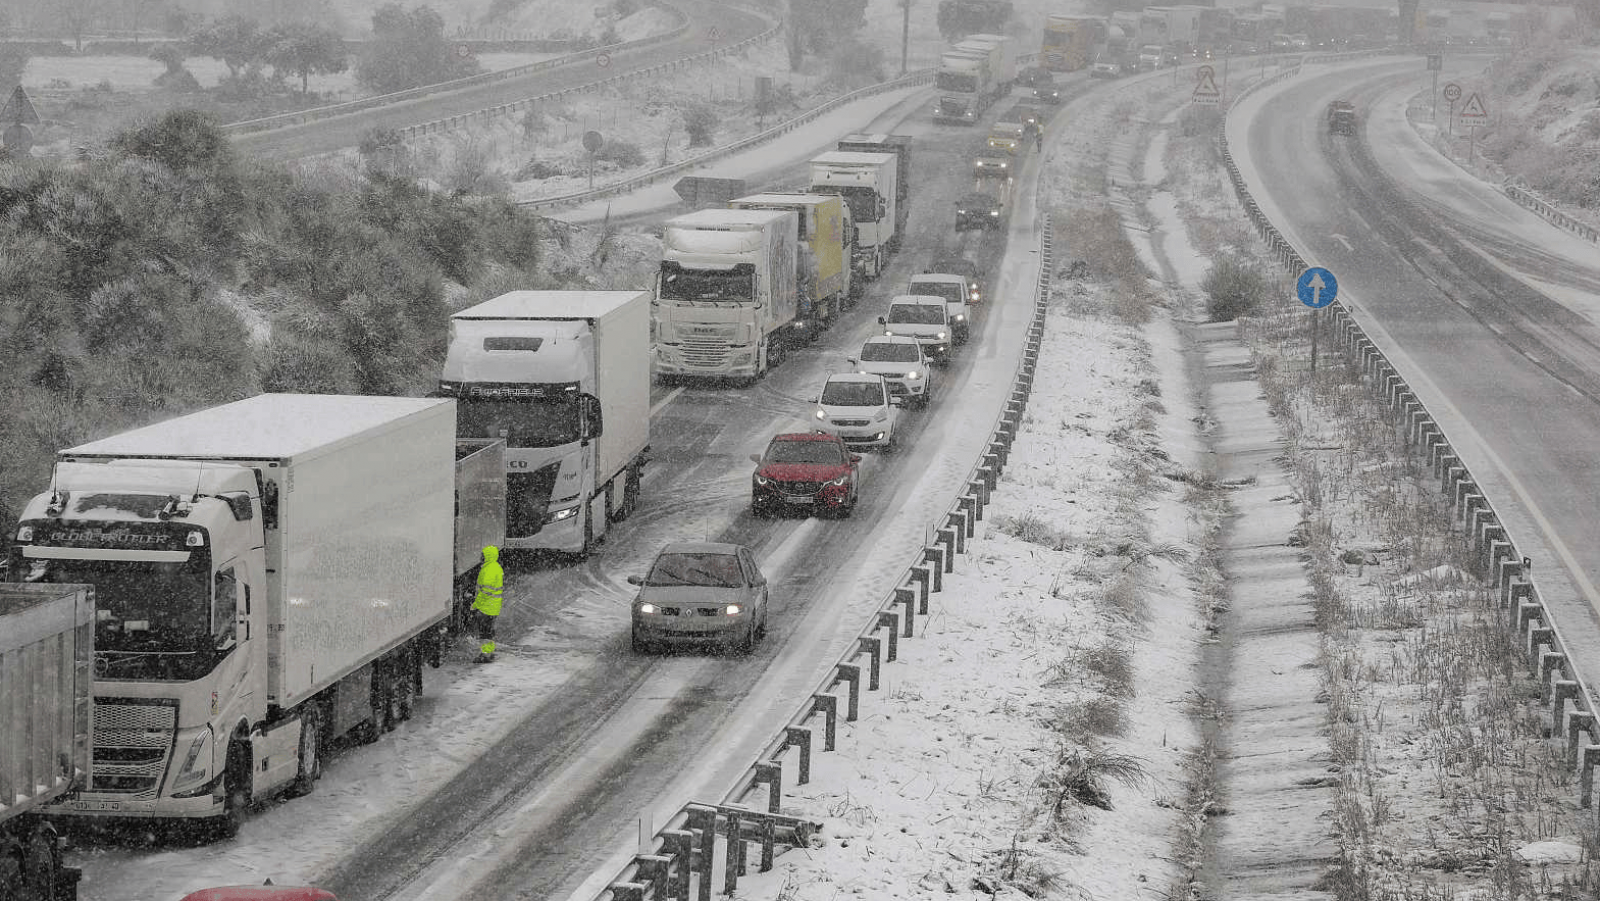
xmin=629 ymin=542 xmax=770 ymax=653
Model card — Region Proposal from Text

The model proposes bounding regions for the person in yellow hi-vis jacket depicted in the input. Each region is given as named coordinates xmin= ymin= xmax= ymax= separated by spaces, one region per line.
xmin=472 ymin=546 xmax=503 ymax=663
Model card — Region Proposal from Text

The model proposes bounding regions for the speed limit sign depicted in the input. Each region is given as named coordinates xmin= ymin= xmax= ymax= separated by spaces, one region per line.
xmin=1442 ymin=83 xmax=1462 ymax=102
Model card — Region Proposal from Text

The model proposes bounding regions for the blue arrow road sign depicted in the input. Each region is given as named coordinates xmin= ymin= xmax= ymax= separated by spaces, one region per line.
xmin=1297 ymin=267 xmax=1338 ymax=308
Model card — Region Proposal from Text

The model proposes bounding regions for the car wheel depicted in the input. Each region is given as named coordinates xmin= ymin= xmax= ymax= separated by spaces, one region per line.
xmin=631 ymin=626 xmax=652 ymax=654
xmin=756 ymin=601 xmax=769 ymax=639
xmin=739 ymin=619 xmax=758 ymax=653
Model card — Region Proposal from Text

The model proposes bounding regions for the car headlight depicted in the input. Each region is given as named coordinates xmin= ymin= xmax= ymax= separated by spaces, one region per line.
xmin=825 ymin=474 xmax=849 ymax=487
xmin=724 ymin=605 xmax=743 ymax=616
xmin=639 ymin=603 xmax=659 ymax=614
xmin=815 ymin=409 xmax=828 ymax=420
xmin=884 ymin=329 xmax=893 ymax=337
xmin=1000 ymin=162 xmax=1008 ymax=169
xmin=905 ymin=370 xmax=921 ymax=380
xmin=754 ymin=473 xmax=772 ymax=486
xmin=990 ymin=210 xmax=999 ymax=217
xmin=545 ymin=503 xmax=581 ymax=524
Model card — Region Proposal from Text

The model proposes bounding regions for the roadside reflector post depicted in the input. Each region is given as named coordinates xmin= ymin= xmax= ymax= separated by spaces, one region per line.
xmin=836 ymin=662 xmax=861 ymax=720
xmin=755 ymin=762 xmax=782 ymax=813
xmin=786 ymin=726 xmax=812 ymax=784
xmin=877 ymin=612 xmax=900 ymax=662
xmin=897 ymin=586 xmax=916 ymax=637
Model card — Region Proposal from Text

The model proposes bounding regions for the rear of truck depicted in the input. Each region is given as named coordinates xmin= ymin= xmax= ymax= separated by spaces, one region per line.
xmin=1 ymin=584 xmax=93 ymax=900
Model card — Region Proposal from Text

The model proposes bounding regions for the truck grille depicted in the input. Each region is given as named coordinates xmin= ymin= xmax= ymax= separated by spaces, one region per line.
xmin=89 ymin=700 xmax=176 ymax=797
xmin=680 ymin=337 xmax=733 ymax=368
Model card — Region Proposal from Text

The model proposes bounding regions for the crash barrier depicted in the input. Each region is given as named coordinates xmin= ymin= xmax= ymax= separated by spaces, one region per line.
xmin=1504 ymin=183 xmax=1600 ymax=244
xmin=1219 ymin=56 xmax=1600 ymax=814
xmin=594 ymin=215 xmax=1057 ymax=901
xmin=222 ymin=0 xmax=700 ymax=136
xmin=520 ymin=51 xmax=1039 ymax=212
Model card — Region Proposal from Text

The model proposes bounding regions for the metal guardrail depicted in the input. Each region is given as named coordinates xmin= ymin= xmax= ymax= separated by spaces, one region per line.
xmin=387 ymin=7 xmax=785 ymax=146
xmin=1504 ymin=183 xmax=1600 ymax=244
xmin=592 ymin=216 xmax=1057 ymax=901
xmin=221 ymin=1 xmax=695 ymax=136
xmin=1219 ymin=51 xmax=1600 ymax=813
xmin=518 ymin=70 xmax=935 ymax=210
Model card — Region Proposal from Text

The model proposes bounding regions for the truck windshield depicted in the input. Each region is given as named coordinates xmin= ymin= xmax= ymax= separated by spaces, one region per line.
xmin=814 ymin=186 xmax=878 ymax=224
xmin=659 ymin=263 xmax=754 ymax=302
xmin=457 ymin=397 xmax=580 ymax=449
xmin=888 ymin=304 xmax=947 ymax=325
xmin=936 ymin=72 xmax=978 ymax=93
xmin=14 ymin=554 xmax=215 ymax=681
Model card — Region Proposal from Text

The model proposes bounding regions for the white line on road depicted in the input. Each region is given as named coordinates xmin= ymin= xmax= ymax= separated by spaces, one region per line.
xmin=1331 ymin=233 xmax=1354 ymax=252
xmin=650 ymin=386 xmax=685 ymax=418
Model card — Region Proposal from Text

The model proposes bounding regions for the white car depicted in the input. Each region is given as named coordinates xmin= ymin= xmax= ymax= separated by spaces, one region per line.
xmin=907 ymin=273 xmax=973 ymax=345
xmin=879 ymin=295 xmax=953 ymax=362
xmin=850 ymin=336 xmax=935 ymax=408
xmin=813 ymin=373 xmax=898 ymax=450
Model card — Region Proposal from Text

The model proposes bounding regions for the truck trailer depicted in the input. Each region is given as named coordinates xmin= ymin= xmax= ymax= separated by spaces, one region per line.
xmin=730 ymin=193 xmax=855 ymax=329
xmin=441 ymin=290 xmax=651 ymax=555
xmin=1041 ymin=15 xmax=1107 ymax=71
xmin=808 ymin=151 xmax=900 ymax=281
xmin=963 ymin=33 xmax=1017 ymax=90
xmin=835 ymin=134 xmax=913 ymax=250
xmin=10 ymin=395 xmax=505 ymax=836
xmin=653 ymin=212 xmax=801 ymax=383
xmin=0 ymin=583 xmax=92 ymax=900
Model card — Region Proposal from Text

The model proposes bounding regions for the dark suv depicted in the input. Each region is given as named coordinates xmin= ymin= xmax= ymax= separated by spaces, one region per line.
xmin=750 ymin=433 xmax=861 ymax=517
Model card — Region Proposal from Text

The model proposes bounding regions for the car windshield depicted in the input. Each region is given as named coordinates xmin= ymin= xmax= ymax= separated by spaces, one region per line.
xmin=960 ymin=196 xmax=997 ymax=210
xmin=888 ymin=304 xmax=946 ymax=324
xmin=767 ymin=440 xmax=846 ymax=465
xmin=911 ymin=282 xmax=963 ymax=305
xmin=821 ymin=381 xmax=885 ymax=406
xmin=860 ymin=341 xmax=921 ymax=363
xmin=646 ymin=552 xmax=745 ymax=588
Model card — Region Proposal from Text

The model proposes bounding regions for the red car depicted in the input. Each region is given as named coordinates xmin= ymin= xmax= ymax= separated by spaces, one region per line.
xmin=750 ymin=433 xmax=861 ymax=517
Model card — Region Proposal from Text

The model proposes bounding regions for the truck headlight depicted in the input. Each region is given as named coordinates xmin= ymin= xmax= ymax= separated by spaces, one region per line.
xmin=936 ymin=331 xmax=947 ymax=340
xmin=545 ymin=503 xmax=581 ymax=524
xmin=990 ymin=210 xmax=999 ymax=217
xmin=954 ymin=314 xmax=966 ymax=321
xmin=171 ymin=726 xmax=213 ymax=792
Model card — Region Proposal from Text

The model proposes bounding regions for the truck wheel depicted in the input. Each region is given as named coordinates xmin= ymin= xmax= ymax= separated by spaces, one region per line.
xmin=289 ymin=705 xmax=322 ymax=798
xmin=394 ymin=658 xmax=417 ymax=723
xmin=16 ymin=827 xmax=58 ymax=901
xmin=216 ymin=745 xmax=251 ymax=840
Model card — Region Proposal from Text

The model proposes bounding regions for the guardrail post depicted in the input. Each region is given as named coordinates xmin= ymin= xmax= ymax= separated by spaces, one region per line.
xmin=859 ymin=637 xmax=882 ymax=689
xmin=877 ymin=612 xmax=899 ymax=662
xmin=836 ymin=663 xmax=861 ymax=720
xmin=1515 ymin=596 xmax=1540 ymax=634
xmin=636 ymin=854 xmax=672 ymax=888
xmin=1552 ymin=680 xmax=1579 ymax=735
xmin=959 ymin=494 xmax=979 ymax=529
xmin=755 ymin=761 xmax=782 ymax=813
xmin=968 ymin=478 xmax=988 ymax=515
xmin=936 ymin=529 xmax=958 ymax=569
xmin=786 ymin=726 xmax=812 ymax=784
xmin=760 ymin=815 xmax=777 ymax=873
xmin=897 ymin=585 xmax=916 ymax=636
xmin=981 ymin=458 xmax=1000 ymax=490
xmin=924 ymin=546 xmax=946 ymax=589
xmin=1482 ymin=532 xmax=1508 ymax=576
xmin=1569 ymin=711 xmax=1597 ymax=769
xmin=1538 ymin=649 xmax=1564 ymax=700
xmin=664 ymin=829 xmax=694 ymax=901
xmin=910 ymin=565 xmax=931 ymax=612
xmin=1528 ymin=627 xmax=1555 ymax=672
xmin=946 ymin=512 xmax=968 ymax=553
xmin=813 ymin=694 xmax=838 ymax=751
xmin=611 ymin=883 xmax=645 ymax=901
xmin=690 ymin=805 xmax=716 ymax=901
xmin=724 ymin=808 xmax=743 ymax=890
xmin=1581 ymin=746 xmax=1600 ymax=809
xmin=989 ymin=440 xmax=1009 ymax=470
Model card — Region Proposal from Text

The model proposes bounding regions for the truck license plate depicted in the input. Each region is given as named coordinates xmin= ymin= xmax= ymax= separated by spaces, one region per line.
xmin=72 ymin=800 xmax=123 ymax=811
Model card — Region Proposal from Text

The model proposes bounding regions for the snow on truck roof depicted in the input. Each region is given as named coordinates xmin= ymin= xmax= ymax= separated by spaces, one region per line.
xmin=667 ymin=208 xmax=793 ymax=228
xmin=452 ymin=290 xmax=648 ymax=321
xmin=810 ymin=151 xmax=899 ymax=166
xmin=66 ymin=394 xmax=449 ymax=460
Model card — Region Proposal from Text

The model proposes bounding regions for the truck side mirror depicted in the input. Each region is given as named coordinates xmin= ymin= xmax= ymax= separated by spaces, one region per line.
xmin=749 ymin=454 xmax=762 ymax=464
xmin=877 ymin=316 xmax=887 ymax=326
xmin=580 ymin=394 xmax=604 ymax=441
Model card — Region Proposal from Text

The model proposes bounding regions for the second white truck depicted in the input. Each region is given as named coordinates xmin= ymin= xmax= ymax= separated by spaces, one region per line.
xmin=809 ymin=151 xmax=900 ymax=281
xmin=441 ymin=290 xmax=652 ymax=555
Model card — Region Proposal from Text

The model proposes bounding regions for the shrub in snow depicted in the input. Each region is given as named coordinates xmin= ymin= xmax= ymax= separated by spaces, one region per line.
xmin=682 ymin=105 xmax=719 ymax=147
xmin=1203 ymin=255 xmax=1268 ymax=322
xmin=592 ymin=140 xmax=644 ymax=168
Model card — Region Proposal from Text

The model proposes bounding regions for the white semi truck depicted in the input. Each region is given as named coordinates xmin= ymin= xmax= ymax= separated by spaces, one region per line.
xmin=934 ymin=46 xmax=995 ymax=124
xmin=964 ymin=33 xmax=1018 ymax=89
xmin=653 ymin=211 xmax=801 ymax=383
xmin=441 ymin=291 xmax=652 ymax=556
xmin=0 ymin=583 xmax=93 ymax=900
xmin=10 ymin=395 xmax=505 ymax=836
xmin=809 ymin=151 xmax=900 ymax=281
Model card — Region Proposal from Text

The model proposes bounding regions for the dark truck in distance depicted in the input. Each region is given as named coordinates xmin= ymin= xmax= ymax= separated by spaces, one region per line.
xmin=1328 ymin=100 xmax=1356 ymax=135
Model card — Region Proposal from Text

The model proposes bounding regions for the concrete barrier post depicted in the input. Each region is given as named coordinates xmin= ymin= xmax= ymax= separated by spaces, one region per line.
xmin=836 ymin=663 xmax=861 ymax=720
xmin=1552 ymin=680 xmax=1579 ymax=735
xmin=1582 ymin=746 xmax=1600 ymax=809
xmin=724 ymin=809 xmax=743 ymax=890
xmin=786 ymin=726 xmax=812 ymax=784
xmin=813 ymin=694 xmax=838 ymax=752
xmin=755 ymin=761 xmax=783 ymax=812
xmin=937 ymin=528 xmax=958 ymax=568
xmin=878 ymin=612 xmax=899 ymax=662
xmin=897 ymin=586 xmax=916 ymax=637
xmin=859 ymin=636 xmax=882 ymax=689
xmin=1510 ymin=584 xmax=1535 ymax=629
xmin=663 ymin=829 xmax=694 ymax=901
xmin=611 ymin=883 xmax=645 ymax=901
xmin=1528 ymin=627 xmax=1555 ymax=672
xmin=1538 ymin=648 xmax=1563 ymax=697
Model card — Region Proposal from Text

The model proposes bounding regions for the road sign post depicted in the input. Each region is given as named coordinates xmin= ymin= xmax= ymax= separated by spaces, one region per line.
xmin=1443 ymin=83 xmax=1461 ymax=135
xmin=1192 ymin=65 xmax=1221 ymax=106
xmin=582 ymin=130 xmax=604 ymax=188
xmin=1456 ymin=92 xmax=1488 ymax=163
xmin=1297 ymin=267 xmax=1339 ymax=375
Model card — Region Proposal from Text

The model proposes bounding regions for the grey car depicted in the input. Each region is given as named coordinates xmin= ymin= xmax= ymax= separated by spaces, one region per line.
xmin=629 ymin=542 xmax=769 ymax=653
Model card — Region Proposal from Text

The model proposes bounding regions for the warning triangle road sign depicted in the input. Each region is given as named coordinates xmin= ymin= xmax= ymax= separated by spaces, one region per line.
xmin=1193 ymin=68 xmax=1221 ymax=98
xmin=1457 ymin=92 xmax=1488 ymax=121
xmin=0 ymin=85 xmax=40 ymax=126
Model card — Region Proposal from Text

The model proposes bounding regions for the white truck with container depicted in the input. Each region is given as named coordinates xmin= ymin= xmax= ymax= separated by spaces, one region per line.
xmin=836 ymin=134 xmax=913 ymax=253
xmin=729 ymin=193 xmax=854 ymax=332
xmin=0 ymin=583 xmax=92 ymax=900
xmin=933 ymin=46 xmax=994 ymax=124
xmin=964 ymin=33 xmax=1017 ymax=90
xmin=652 ymin=211 xmax=800 ymax=384
xmin=9 ymin=394 xmax=505 ymax=837
xmin=809 ymin=151 xmax=900 ymax=281
xmin=441 ymin=290 xmax=652 ymax=555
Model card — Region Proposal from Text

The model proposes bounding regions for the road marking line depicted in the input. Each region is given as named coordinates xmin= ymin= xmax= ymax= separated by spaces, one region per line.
xmin=1331 ymin=233 xmax=1353 ymax=252
xmin=650 ymin=386 xmax=685 ymax=418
